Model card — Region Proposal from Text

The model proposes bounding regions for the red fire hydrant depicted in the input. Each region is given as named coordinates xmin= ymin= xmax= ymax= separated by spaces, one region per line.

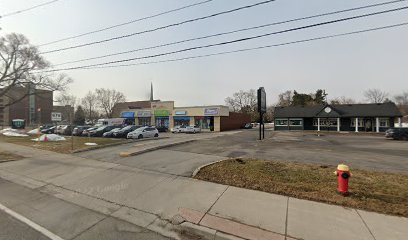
xmin=334 ymin=164 xmax=351 ymax=196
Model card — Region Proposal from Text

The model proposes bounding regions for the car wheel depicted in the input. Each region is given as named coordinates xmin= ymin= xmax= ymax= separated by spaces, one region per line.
xmin=138 ymin=134 xmax=143 ymax=139
xmin=154 ymin=133 xmax=159 ymax=137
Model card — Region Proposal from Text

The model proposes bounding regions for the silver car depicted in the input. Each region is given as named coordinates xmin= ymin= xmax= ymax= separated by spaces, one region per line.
xmin=127 ymin=126 xmax=159 ymax=139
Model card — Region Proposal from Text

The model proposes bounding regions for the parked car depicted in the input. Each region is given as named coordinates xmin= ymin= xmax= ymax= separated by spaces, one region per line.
xmin=156 ymin=126 xmax=168 ymax=132
xmin=184 ymin=125 xmax=201 ymax=134
xmin=81 ymin=127 xmax=99 ymax=137
xmin=385 ymin=128 xmax=395 ymax=138
xmin=103 ymin=127 xmax=122 ymax=138
xmin=171 ymin=125 xmax=187 ymax=133
xmin=387 ymin=128 xmax=408 ymax=140
xmin=127 ymin=126 xmax=159 ymax=139
xmin=41 ymin=126 xmax=56 ymax=134
xmin=73 ymin=126 xmax=92 ymax=136
xmin=55 ymin=125 xmax=73 ymax=135
xmin=113 ymin=125 xmax=140 ymax=138
xmin=243 ymin=123 xmax=253 ymax=129
xmin=40 ymin=124 xmax=54 ymax=130
xmin=89 ymin=125 xmax=119 ymax=137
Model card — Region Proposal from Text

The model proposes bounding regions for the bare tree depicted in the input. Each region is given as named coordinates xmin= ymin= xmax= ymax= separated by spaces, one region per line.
xmin=0 ymin=33 xmax=71 ymax=106
xmin=95 ymin=88 xmax=126 ymax=118
xmin=81 ymin=91 xmax=99 ymax=123
xmin=330 ymin=96 xmax=356 ymax=105
xmin=277 ymin=90 xmax=293 ymax=106
xmin=55 ymin=91 xmax=77 ymax=106
xmin=225 ymin=89 xmax=257 ymax=112
xmin=364 ymin=89 xmax=388 ymax=103
xmin=225 ymin=89 xmax=257 ymax=121
xmin=394 ymin=92 xmax=408 ymax=106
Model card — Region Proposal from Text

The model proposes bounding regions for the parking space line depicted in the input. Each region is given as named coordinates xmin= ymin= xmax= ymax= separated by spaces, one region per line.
xmin=0 ymin=202 xmax=65 ymax=240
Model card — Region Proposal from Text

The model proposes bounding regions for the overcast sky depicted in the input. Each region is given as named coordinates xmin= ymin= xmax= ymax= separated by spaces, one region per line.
xmin=1 ymin=0 xmax=407 ymax=106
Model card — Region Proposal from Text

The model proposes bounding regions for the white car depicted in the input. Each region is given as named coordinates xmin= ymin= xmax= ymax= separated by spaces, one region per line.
xmin=171 ymin=125 xmax=187 ymax=133
xmin=127 ymin=126 xmax=159 ymax=139
xmin=184 ymin=125 xmax=201 ymax=134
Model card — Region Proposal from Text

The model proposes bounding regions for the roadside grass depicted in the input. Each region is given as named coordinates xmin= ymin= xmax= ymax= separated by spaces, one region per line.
xmin=0 ymin=135 xmax=127 ymax=154
xmin=0 ymin=151 xmax=23 ymax=162
xmin=195 ymin=159 xmax=408 ymax=217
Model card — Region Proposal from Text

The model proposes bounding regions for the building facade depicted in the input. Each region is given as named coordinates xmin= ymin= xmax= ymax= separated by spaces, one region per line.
xmin=52 ymin=105 xmax=75 ymax=123
xmin=274 ymin=103 xmax=403 ymax=132
xmin=113 ymin=100 xmax=250 ymax=132
xmin=0 ymin=87 xmax=53 ymax=126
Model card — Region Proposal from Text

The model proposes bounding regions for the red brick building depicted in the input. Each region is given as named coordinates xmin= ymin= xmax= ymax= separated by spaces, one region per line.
xmin=0 ymin=87 xmax=53 ymax=127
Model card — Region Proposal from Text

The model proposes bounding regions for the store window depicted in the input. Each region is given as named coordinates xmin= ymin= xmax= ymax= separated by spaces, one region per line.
xmin=350 ymin=118 xmax=364 ymax=127
xmin=174 ymin=117 xmax=190 ymax=126
xmin=155 ymin=117 xmax=169 ymax=128
xmin=195 ymin=116 xmax=212 ymax=129
xmin=138 ymin=117 xmax=151 ymax=126
xmin=289 ymin=119 xmax=303 ymax=126
xmin=379 ymin=118 xmax=389 ymax=127
xmin=275 ymin=119 xmax=288 ymax=126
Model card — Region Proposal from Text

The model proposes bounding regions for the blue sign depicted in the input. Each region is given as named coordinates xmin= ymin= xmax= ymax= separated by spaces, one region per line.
xmin=204 ymin=108 xmax=219 ymax=115
xmin=121 ymin=112 xmax=135 ymax=118
xmin=175 ymin=111 xmax=187 ymax=115
xmin=174 ymin=116 xmax=190 ymax=121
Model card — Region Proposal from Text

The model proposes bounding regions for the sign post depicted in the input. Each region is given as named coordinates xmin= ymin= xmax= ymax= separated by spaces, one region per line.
xmin=257 ymin=87 xmax=266 ymax=140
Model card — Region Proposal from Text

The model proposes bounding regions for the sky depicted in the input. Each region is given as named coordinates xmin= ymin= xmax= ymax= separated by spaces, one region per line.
xmin=0 ymin=0 xmax=407 ymax=107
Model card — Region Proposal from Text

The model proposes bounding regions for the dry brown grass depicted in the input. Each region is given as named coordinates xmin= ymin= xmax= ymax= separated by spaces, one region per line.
xmin=195 ymin=159 xmax=408 ymax=217
xmin=0 ymin=135 xmax=127 ymax=154
xmin=0 ymin=151 xmax=23 ymax=162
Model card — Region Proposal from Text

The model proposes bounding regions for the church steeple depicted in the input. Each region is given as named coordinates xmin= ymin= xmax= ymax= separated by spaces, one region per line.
xmin=150 ymin=82 xmax=154 ymax=101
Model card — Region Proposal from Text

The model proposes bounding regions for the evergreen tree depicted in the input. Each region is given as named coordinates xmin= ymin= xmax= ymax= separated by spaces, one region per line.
xmin=74 ymin=105 xmax=86 ymax=125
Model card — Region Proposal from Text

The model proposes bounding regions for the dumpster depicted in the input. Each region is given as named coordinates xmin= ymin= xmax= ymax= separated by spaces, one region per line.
xmin=11 ymin=119 xmax=25 ymax=129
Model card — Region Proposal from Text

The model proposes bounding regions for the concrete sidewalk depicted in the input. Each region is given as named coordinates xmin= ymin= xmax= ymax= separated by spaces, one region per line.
xmin=0 ymin=142 xmax=407 ymax=240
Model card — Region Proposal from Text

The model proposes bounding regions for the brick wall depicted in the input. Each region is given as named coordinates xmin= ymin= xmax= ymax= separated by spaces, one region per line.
xmin=220 ymin=112 xmax=251 ymax=131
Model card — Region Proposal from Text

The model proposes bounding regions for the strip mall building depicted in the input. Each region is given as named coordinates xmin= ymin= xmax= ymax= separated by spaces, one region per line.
xmin=112 ymin=100 xmax=250 ymax=132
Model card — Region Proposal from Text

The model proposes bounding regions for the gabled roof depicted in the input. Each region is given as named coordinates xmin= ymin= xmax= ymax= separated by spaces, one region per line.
xmin=275 ymin=102 xmax=402 ymax=118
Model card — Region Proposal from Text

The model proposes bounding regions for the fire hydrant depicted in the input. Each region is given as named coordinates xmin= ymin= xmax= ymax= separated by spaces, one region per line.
xmin=334 ymin=164 xmax=351 ymax=196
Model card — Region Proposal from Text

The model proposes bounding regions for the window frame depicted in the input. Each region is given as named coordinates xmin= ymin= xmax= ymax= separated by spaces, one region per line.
xmin=275 ymin=119 xmax=289 ymax=126
xmin=289 ymin=118 xmax=303 ymax=126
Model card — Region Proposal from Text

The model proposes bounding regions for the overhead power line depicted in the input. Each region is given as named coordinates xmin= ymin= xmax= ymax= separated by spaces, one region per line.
xmin=39 ymin=0 xmax=277 ymax=54
xmin=0 ymin=0 xmax=60 ymax=18
xmin=53 ymin=0 xmax=408 ymax=67
xmin=38 ymin=0 xmax=214 ymax=46
xmin=40 ymin=6 xmax=408 ymax=72
xmin=82 ymin=22 xmax=408 ymax=70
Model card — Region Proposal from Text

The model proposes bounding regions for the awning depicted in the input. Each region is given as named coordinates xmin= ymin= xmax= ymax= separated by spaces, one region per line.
xmin=173 ymin=116 xmax=190 ymax=121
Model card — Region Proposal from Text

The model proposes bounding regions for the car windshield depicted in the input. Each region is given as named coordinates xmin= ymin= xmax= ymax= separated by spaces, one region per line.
xmin=121 ymin=126 xmax=133 ymax=130
xmin=96 ymin=126 xmax=105 ymax=131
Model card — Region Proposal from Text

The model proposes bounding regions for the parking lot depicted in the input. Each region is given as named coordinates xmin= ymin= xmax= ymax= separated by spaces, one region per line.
xmin=168 ymin=129 xmax=408 ymax=173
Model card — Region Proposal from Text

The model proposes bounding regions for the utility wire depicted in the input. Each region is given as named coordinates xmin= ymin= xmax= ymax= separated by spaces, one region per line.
xmin=40 ymin=6 xmax=408 ymax=72
xmin=0 ymin=0 xmax=60 ymax=18
xmin=38 ymin=0 xmax=214 ymax=46
xmin=53 ymin=0 xmax=408 ymax=67
xmin=39 ymin=0 xmax=277 ymax=54
xmin=82 ymin=22 xmax=408 ymax=70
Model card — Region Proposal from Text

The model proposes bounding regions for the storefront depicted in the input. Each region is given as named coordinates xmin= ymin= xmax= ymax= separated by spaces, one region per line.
xmin=117 ymin=101 xmax=250 ymax=132
xmin=120 ymin=111 xmax=135 ymax=125
xmin=137 ymin=111 xmax=151 ymax=126
xmin=173 ymin=111 xmax=190 ymax=126
xmin=154 ymin=110 xmax=170 ymax=128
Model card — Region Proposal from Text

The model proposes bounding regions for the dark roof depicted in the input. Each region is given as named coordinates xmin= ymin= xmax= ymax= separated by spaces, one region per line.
xmin=274 ymin=103 xmax=402 ymax=118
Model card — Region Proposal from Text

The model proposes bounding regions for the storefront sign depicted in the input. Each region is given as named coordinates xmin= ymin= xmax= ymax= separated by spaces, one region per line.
xmin=175 ymin=111 xmax=187 ymax=115
xmin=137 ymin=111 xmax=151 ymax=117
xmin=173 ymin=116 xmax=190 ymax=121
xmin=121 ymin=112 xmax=135 ymax=118
xmin=204 ymin=108 xmax=219 ymax=116
xmin=154 ymin=110 xmax=169 ymax=117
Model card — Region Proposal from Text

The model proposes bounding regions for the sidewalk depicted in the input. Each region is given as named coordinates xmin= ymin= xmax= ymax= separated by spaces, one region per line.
xmin=0 ymin=142 xmax=407 ymax=240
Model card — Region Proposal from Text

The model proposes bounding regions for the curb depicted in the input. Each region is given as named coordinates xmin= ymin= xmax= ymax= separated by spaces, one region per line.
xmin=191 ymin=157 xmax=241 ymax=177
xmin=179 ymin=222 xmax=245 ymax=240
xmin=71 ymin=136 xmax=170 ymax=154
xmin=119 ymin=139 xmax=197 ymax=157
